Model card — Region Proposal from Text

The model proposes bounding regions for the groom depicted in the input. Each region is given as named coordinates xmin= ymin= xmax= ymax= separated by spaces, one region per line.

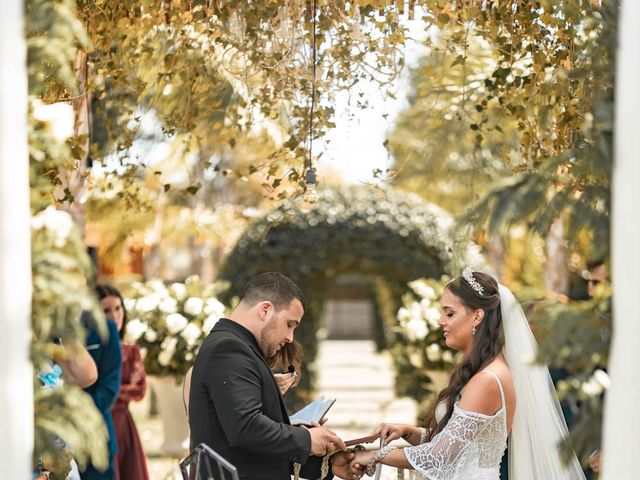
xmin=189 ymin=272 xmax=352 ymax=479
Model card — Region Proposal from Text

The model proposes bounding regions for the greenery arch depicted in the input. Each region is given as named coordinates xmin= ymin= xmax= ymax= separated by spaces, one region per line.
xmin=219 ymin=185 xmax=468 ymax=408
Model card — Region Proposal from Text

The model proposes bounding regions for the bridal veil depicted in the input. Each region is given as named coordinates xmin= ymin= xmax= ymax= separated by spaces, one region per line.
xmin=499 ymin=284 xmax=586 ymax=480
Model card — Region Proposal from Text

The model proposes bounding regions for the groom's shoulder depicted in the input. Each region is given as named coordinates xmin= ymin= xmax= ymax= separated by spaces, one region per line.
xmin=202 ymin=328 xmax=251 ymax=355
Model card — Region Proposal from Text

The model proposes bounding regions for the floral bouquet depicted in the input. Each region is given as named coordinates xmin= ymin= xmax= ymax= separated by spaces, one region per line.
xmin=392 ymin=277 xmax=458 ymax=418
xmin=125 ymin=276 xmax=228 ymax=378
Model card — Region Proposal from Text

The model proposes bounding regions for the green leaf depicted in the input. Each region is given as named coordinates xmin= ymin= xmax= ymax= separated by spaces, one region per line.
xmin=186 ymin=184 xmax=200 ymax=195
xmin=450 ymin=55 xmax=466 ymax=67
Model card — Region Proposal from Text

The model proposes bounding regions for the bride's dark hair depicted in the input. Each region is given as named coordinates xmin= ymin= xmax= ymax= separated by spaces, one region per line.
xmin=268 ymin=340 xmax=303 ymax=386
xmin=423 ymin=271 xmax=503 ymax=439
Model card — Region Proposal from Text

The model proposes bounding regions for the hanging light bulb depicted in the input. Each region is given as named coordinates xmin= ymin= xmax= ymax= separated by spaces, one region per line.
xmin=303 ymin=166 xmax=319 ymax=204
xmin=301 ymin=0 xmax=320 ymax=208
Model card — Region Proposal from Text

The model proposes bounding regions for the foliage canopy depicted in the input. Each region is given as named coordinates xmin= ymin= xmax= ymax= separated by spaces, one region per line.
xmin=72 ymin=0 xmax=410 ymax=198
xmin=389 ymin=0 xmax=616 ymax=460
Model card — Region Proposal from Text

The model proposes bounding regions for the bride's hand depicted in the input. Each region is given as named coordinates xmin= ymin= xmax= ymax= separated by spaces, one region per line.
xmin=273 ymin=373 xmax=296 ymax=395
xmin=331 ymin=451 xmax=354 ymax=479
xmin=369 ymin=423 xmax=409 ymax=444
xmin=349 ymin=450 xmax=376 ymax=479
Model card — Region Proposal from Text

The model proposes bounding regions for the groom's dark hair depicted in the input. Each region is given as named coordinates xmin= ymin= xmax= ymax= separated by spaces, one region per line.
xmin=240 ymin=272 xmax=305 ymax=311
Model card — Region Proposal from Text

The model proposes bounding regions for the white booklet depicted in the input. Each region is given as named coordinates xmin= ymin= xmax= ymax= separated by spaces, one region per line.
xmin=289 ymin=395 xmax=336 ymax=426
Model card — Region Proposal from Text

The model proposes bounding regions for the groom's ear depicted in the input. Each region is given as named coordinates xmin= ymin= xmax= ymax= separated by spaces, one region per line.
xmin=257 ymin=301 xmax=275 ymax=322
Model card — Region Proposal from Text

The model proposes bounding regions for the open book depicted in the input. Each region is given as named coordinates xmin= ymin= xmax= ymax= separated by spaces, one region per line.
xmin=289 ymin=395 xmax=336 ymax=426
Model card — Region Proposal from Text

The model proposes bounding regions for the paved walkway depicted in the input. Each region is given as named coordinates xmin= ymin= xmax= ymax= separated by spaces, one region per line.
xmin=314 ymin=340 xmax=419 ymax=480
xmin=315 ymin=340 xmax=416 ymax=437
xmin=141 ymin=340 xmax=418 ymax=479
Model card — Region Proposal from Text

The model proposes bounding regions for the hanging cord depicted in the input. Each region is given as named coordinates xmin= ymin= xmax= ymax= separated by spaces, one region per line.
xmin=293 ymin=445 xmax=367 ymax=480
xmin=374 ymin=437 xmax=384 ymax=480
xmin=308 ymin=0 xmax=317 ymax=172
xmin=291 ymin=442 xmax=407 ymax=480
xmin=302 ymin=0 xmax=319 ymax=200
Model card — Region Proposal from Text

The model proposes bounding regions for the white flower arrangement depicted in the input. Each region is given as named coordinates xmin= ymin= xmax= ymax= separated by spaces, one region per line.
xmin=395 ymin=276 xmax=457 ymax=370
xmin=184 ymin=297 xmax=204 ymax=316
xmin=180 ymin=323 xmax=202 ymax=346
xmin=126 ymin=276 xmax=228 ymax=377
xmin=202 ymin=314 xmax=220 ymax=335
xmin=426 ymin=343 xmax=442 ymax=362
xmin=581 ymin=377 xmax=604 ymax=397
xmin=205 ymin=298 xmax=226 ymax=316
xmin=580 ymin=369 xmax=610 ymax=397
xmin=144 ymin=328 xmax=158 ymax=342
xmin=135 ymin=294 xmax=162 ymax=313
xmin=124 ymin=318 xmax=148 ymax=342
xmin=170 ymin=282 xmax=187 ymax=300
xmin=442 ymin=350 xmax=454 ymax=363
xmin=593 ymin=369 xmax=610 ymax=389
xmin=409 ymin=279 xmax=437 ymax=301
xmin=159 ymin=296 xmax=179 ymax=314
xmin=405 ymin=317 xmax=429 ymax=341
xmin=31 ymin=206 xmax=74 ymax=247
xmin=166 ymin=312 xmax=189 ymax=334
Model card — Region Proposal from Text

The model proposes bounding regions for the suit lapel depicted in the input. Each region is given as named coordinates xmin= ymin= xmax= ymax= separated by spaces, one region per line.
xmin=246 ymin=342 xmax=292 ymax=422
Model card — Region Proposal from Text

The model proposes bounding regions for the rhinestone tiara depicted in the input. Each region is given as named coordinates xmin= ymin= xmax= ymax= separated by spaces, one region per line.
xmin=462 ymin=267 xmax=484 ymax=295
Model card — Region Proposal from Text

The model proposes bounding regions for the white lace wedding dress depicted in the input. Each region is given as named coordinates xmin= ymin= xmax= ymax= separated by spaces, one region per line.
xmin=404 ymin=370 xmax=507 ymax=480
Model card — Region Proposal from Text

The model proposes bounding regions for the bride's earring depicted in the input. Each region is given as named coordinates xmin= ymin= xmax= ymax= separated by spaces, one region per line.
xmin=472 ymin=324 xmax=477 ymax=335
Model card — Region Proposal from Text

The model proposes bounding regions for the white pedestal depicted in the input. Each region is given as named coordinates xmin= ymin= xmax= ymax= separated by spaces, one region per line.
xmin=149 ymin=376 xmax=190 ymax=457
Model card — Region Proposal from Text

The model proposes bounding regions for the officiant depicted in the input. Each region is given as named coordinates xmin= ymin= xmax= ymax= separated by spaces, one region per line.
xmin=188 ymin=272 xmax=352 ymax=479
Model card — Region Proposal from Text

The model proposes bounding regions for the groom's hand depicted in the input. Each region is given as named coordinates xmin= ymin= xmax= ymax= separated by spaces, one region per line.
xmin=308 ymin=426 xmax=347 ymax=456
xmin=331 ymin=451 xmax=355 ymax=479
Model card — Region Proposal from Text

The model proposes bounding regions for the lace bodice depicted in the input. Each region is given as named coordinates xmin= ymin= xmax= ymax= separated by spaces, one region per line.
xmin=404 ymin=370 xmax=508 ymax=480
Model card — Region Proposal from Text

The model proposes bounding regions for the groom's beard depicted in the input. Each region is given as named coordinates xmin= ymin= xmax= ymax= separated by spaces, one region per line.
xmin=259 ymin=317 xmax=279 ymax=359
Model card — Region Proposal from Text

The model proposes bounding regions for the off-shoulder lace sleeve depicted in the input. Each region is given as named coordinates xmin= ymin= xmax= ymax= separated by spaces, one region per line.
xmin=403 ymin=405 xmax=492 ymax=480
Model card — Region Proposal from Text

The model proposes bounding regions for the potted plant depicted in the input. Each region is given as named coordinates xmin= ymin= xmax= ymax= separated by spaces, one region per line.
xmin=125 ymin=276 xmax=227 ymax=456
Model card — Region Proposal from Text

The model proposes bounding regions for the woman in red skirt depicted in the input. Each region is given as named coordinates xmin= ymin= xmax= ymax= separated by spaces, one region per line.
xmin=97 ymin=284 xmax=150 ymax=480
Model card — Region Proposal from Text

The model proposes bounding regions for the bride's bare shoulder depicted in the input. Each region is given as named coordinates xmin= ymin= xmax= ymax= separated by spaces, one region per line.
xmin=485 ymin=358 xmax=514 ymax=390
xmin=458 ymin=357 xmax=516 ymax=415
xmin=458 ymin=371 xmax=504 ymax=415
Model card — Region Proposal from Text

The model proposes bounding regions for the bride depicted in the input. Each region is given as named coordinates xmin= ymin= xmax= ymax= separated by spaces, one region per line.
xmin=343 ymin=269 xmax=585 ymax=480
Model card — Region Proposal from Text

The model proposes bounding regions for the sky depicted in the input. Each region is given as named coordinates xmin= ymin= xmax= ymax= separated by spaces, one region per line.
xmin=319 ymin=15 xmax=428 ymax=185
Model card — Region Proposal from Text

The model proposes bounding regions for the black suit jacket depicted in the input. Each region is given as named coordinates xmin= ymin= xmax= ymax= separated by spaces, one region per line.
xmin=189 ymin=319 xmax=330 ymax=480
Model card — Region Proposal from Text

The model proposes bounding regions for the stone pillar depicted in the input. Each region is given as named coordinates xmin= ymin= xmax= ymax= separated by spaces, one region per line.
xmin=602 ymin=1 xmax=640 ymax=477
xmin=0 ymin=0 xmax=34 ymax=477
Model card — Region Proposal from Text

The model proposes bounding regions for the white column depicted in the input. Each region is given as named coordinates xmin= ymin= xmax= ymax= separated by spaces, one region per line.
xmin=602 ymin=1 xmax=640 ymax=478
xmin=0 ymin=0 xmax=33 ymax=478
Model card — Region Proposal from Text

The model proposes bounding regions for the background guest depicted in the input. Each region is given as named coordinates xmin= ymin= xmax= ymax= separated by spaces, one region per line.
xmin=35 ymin=338 xmax=98 ymax=480
xmin=81 ymin=309 xmax=122 ymax=480
xmin=97 ymin=284 xmax=150 ymax=480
